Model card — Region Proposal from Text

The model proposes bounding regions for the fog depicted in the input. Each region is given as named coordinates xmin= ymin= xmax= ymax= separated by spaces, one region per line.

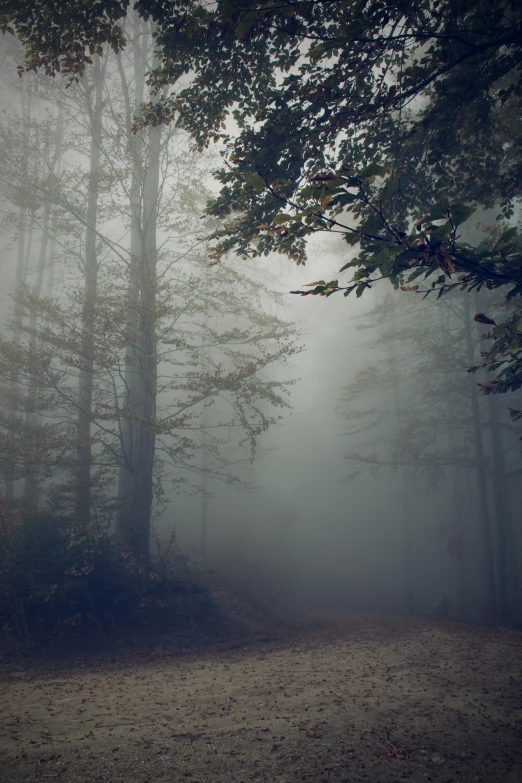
xmin=0 ymin=23 xmax=520 ymax=638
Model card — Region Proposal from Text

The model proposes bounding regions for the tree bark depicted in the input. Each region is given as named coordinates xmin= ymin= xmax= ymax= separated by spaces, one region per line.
xmin=463 ymin=295 xmax=497 ymax=621
xmin=24 ymin=192 xmax=51 ymax=504
xmin=23 ymin=114 xmax=65 ymax=504
xmin=75 ymin=57 xmax=104 ymax=526
xmin=487 ymin=394 xmax=517 ymax=621
xmin=115 ymin=21 xmax=159 ymax=563
xmin=127 ymin=115 xmax=160 ymax=562
xmin=4 ymin=85 xmax=33 ymax=501
xmin=115 ymin=20 xmax=146 ymax=545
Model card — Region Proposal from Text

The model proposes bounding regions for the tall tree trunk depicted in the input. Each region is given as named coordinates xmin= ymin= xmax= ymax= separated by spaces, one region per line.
xmin=4 ymin=86 xmax=33 ymax=501
xmin=199 ymin=458 xmax=209 ymax=564
xmin=116 ymin=23 xmax=159 ymax=563
xmin=115 ymin=21 xmax=147 ymax=544
xmin=487 ymin=394 xmax=517 ymax=622
xmin=129 ymin=119 xmax=160 ymax=562
xmin=440 ymin=301 xmax=468 ymax=616
xmin=24 ymin=114 xmax=64 ymax=504
xmin=45 ymin=109 xmax=63 ymax=300
xmin=463 ymin=295 xmax=497 ymax=621
xmin=3 ymin=215 xmax=28 ymax=503
xmin=199 ymin=319 xmax=211 ymax=565
xmin=75 ymin=57 xmax=104 ymax=526
xmin=389 ymin=301 xmax=415 ymax=613
xmin=24 ymin=195 xmax=51 ymax=504
xmin=402 ymin=493 xmax=415 ymax=614
xmin=372 ymin=287 xmax=415 ymax=613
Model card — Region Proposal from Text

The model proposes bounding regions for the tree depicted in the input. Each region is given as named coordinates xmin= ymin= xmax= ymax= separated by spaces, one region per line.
xmin=0 ymin=72 xmax=72 ymax=508
xmin=0 ymin=27 xmax=301 ymax=564
xmin=337 ymin=286 xmax=521 ymax=622
xmin=0 ymin=74 xmax=34 ymax=502
xmin=75 ymin=55 xmax=106 ymax=526
xmin=3 ymin=0 xmax=521 ymax=398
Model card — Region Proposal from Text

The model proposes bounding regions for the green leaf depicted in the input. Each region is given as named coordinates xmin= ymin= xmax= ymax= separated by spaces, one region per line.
xmin=330 ymin=192 xmax=357 ymax=207
xmin=428 ymin=223 xmax=452 ymax=243
xmin=495 ymin=227 xmax=518 ymax=249
xmin=309 ymin=43 xmax=327 ymax=60
xmin=427 ymin=197 xmax=450 ymax=220
xmin=235 ymin=14 xmax=256 ymax=38
xmin=380 ymin=178 xmax=398 ymax=201
xmin=324 ymin=178 xmax=349 ymax=189
xmin=407 ymin=266 xmax=427 ymax=282
xmin=507 ymin=285 xmax=522 ymax=301
xmin=339 ymin=258 xmax=359 ymax=272
xmin=244 ymin=171 xmax=266 ymax=190
xmin=298 ymin=186 xmax=314 ymax=199
xmin=273 ymin=213 xmax=292 ymax=225
xmin=395 ymin=249 xmax=424 ymax=262
xmin=378 ymin=256 xmax=394 ymax=277
xmin=450 ymin=203 xmax=476 ymax=225
xmin=360 ymin=212 xmax=386 ymax=235
xmin=359 ymin=163 xmax=387 ymax=181
xmin=221 ymin=0 xmax=238 ymax=22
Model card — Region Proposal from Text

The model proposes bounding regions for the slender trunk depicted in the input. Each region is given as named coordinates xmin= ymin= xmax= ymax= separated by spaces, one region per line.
xmin=44 ymin=221 xmax=57 ymax=299
xmin=463 ymin=295 xmax=497 ymax=621
xmin=373 ymin=289 xmax=415 ymax=613
xmin=115 ymin=24 xmax=146 ymax=542
xmin=389 ymin=304 xmax=415 ymax=613
xmin=199 ymin=348 xmax=210 ymax=565
xmin=45 ymin=110 xmax=63 ymax=299
xmin=13 ymin=210 xmax=28 ymax=334
xmin=200 ymin=464 xmax=209 ymax=563
xmin=402 ymin=495 xmax=415 ymax=613
xmin=23 ymin=114 xmax=64 ymax=504
xmin=3 ymin=212 xmax=28 ymax=502
xmin=440 ymin=301 xmax=467 ymax=616
xmin=128 ymin=118 xmax=161 ymax=562
xmin=448 ymin=407 xmax=468 ymax=616
xmin=487 ymin=394 xmax=517 ymax=621
xmin=23 ymin=197 xmax=52 ymax=504
xmin=116 ymin=24 xmax=159 ymax=563
xmin=75 ymin=58 xmax=103 ymax=526
xmin=4 ymin=88 xmax=32 ymax=500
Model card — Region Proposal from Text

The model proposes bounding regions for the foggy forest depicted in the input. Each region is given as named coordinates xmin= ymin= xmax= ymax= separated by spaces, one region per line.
xmin=0 ymin=2 xmax=521 ymax=782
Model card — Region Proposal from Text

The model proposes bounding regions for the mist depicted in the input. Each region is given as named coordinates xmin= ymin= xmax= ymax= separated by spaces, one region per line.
xmin=0 ymin=10 xmax=521 ymax=783
xmin=0 ymin=23 xmax=520 ymax=628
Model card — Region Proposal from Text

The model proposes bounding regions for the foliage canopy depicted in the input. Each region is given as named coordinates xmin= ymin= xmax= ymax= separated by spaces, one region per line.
xmin=2 ymin=0 xmax=522 ymax=395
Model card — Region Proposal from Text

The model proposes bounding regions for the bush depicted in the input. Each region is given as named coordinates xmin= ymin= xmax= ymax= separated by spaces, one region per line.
xmin=138 ymin=577 xmax=216 ymax=627
xmin=0 ymin=496 xmax=214 ymax=644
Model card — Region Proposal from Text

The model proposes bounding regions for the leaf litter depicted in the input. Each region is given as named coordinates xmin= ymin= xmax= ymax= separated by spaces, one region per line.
xmin=0 ymin=613 xmax=521 ymax=782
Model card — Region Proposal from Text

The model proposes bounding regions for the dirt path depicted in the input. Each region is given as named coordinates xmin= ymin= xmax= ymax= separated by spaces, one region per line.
xmin=0 ymin=613 xmax=521 ymax=783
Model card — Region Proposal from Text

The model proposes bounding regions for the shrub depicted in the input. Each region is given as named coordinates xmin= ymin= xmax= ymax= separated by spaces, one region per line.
xmin=0 ymin=496 xmax=214 ymax=644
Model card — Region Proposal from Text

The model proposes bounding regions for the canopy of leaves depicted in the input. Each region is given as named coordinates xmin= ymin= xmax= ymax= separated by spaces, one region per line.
xmin=4 ymin=0 xmax=522 ymax=394
xmin=0 ymin=0 xmax=130 ymax=77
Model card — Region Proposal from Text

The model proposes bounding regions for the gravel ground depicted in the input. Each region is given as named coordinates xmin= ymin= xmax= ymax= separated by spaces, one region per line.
xmin=0 ymin=613 xmax=521 ymax=783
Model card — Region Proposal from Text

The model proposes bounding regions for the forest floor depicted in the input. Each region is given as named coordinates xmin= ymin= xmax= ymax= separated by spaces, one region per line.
xmin=0 ymin=612 xmax=521 ymax=783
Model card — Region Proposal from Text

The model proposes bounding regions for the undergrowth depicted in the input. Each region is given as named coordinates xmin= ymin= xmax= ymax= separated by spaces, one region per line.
xmin=0 ymin=495 xmax=215 ymax=649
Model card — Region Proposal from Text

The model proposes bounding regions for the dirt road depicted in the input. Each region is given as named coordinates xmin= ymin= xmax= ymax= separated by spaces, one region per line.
xmin=1 ymin=614 xmax=521 ymax=783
